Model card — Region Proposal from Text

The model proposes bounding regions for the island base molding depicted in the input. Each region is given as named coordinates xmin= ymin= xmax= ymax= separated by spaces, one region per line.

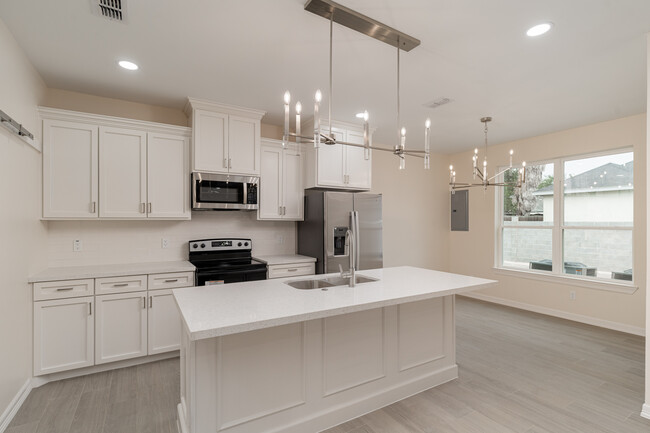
xmin=178 ymin=296 xmax=457 ymax=433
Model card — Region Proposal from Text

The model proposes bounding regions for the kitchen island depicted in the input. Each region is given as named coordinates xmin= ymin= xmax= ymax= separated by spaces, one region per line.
xmin=173 ymin=266 xmax=496 ymax=433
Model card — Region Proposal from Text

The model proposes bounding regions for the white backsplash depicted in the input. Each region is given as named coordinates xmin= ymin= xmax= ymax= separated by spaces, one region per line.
xmin=45 ymin=211 xmax=296 ymax=267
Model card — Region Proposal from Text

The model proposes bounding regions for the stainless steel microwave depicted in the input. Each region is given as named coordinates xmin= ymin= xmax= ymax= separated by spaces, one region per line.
xmin=191 ymin=172 xmax=259 ymax=210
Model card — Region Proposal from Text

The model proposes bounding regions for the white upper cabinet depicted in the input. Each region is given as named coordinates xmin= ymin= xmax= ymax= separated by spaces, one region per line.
xmin=40 ymin=108 xmax=191 ymax=220
xmin=147 ymin=132 xmax=190 ymax=219
xmin=303 ymin=120 xmax=372 ymax=190
xmin=185 ymin=98 xmax=265 ymax=176
xmin=258 ymin=139 xmax=303 ymax=221
xmin=42 ymin=119 xmax=99 ymax=218
xmin=99 ymin=127 xmax=147 ymax=219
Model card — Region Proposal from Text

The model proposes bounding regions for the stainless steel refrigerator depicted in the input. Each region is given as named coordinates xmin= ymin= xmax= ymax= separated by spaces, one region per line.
xmin=297 ymin=190 xmax=383 ymax=274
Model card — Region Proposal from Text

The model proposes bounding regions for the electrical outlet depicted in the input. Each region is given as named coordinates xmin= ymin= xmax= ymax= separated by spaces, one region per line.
xmin=570 ymin=290 xmax=576 ymax=301
xmin=73 ymin=239 xmax=82 ymax=252
xmin=161 ymin=238 xmax=169 ymax=249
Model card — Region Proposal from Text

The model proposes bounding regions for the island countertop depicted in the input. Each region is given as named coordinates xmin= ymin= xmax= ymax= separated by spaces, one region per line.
xmin=173 ymin=266 xmax=496 ymax=341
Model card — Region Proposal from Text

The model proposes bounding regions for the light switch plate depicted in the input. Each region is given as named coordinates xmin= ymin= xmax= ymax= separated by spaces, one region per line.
xmin=73 ymin=239 xmax=82 ymax=252
xmin=161 ymin=238 xmax=169 ymax=249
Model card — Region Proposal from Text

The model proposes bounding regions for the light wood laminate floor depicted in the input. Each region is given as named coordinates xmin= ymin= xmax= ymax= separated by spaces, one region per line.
xmin=8 ymin=297 xmax=650 ymax=433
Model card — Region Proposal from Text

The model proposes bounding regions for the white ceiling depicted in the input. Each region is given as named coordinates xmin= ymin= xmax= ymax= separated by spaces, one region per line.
xmin=1 ymin=0 xmax=649 ymax=153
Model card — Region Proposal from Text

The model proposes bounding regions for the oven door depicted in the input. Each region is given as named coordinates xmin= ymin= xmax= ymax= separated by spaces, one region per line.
xmin=195 ymin=268 xmax=267 ymax=286
xmin=192 ymin=172 xmax=258 ymax=210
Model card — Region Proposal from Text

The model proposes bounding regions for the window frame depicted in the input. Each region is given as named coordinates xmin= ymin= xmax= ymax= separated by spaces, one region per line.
xmin=494 ymin=147 xmax=636 ymax=294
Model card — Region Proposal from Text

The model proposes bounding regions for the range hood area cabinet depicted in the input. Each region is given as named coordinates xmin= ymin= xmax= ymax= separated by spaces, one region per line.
xmin=258 ymin=139 xmax=303 ymax=221
xmin=301 ymin=119 xmax=372 ymax=190
xmin=184 ymin=98 xmax=266 ymax=176
xmin=40 ymin=108 xmax=191 ymax=220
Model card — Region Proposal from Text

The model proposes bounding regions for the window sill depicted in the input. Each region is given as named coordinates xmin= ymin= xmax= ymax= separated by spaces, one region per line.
xmin=491 ymin=267 xmax=638 ymax=294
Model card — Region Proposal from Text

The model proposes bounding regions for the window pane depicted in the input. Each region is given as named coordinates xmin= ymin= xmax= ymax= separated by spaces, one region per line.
xmin=503 ymin=163 xmax=554 ymax=226
xmin=502 ymin=228 xmax=553 ymax=271
xmin=563 ymin=229 xmax=633 ymax=280
xmin=564 ymin=152 xmax=633 ymax=226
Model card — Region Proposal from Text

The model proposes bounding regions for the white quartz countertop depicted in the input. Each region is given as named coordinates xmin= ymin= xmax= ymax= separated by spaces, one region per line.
xmin=28 ymin=261 xmax=195 ymax=283
xmin=254 ymin=254 xmax=317 ymax=265
xmin=173 ymin=266 xmax=497 ymax=341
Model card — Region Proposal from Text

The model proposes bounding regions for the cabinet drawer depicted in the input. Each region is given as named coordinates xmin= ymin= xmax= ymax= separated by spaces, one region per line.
xmin=95 ymin=275 xmax=147 ymax=294
xmin=268 ymin=263 xmax=315 ymax=279
xmin=33 ymin=279 xmax=95 ymax=301
xmin=148 ymin=272 xmax=194 ymax=290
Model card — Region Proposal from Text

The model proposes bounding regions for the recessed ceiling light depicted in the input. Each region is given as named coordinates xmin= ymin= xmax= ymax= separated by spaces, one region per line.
xmin=118 ymin=60 xmax=139 ymax=70
xmin=526 ymin=23 xmax=553 ymax=37
xmin=355 ymin=112 xmax=365 ymax=118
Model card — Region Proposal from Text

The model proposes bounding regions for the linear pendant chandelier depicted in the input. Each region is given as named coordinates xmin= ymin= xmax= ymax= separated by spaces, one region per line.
xmin=449 ymin=117 xmax=527 ymax=191
xmin=282 ymin=0 xmax=431 ymax=170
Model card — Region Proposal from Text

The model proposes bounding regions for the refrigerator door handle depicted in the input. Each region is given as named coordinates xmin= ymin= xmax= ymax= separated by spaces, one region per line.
xmin=351 ymin=210 xmax=360 ymax=271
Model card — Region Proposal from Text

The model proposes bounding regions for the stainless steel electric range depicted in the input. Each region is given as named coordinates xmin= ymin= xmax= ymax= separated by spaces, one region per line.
xmin=188 ymin=238 xmax=267 ymax=286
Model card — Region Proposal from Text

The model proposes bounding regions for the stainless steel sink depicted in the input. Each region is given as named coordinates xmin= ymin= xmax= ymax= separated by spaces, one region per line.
xmin=286 ymin=275 xmax=379 ymax=290
xmin=323 ymin=275 xmax=379 ymax=286
xmin=286 ymin=279 xmax=334 ymax=290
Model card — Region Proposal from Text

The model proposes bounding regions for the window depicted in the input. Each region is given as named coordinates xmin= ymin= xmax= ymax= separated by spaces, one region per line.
xmin=497 ymin=150 xmax=633 ymax=283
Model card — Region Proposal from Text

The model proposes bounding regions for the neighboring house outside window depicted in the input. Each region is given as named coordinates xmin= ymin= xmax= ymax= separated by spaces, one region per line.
xmin=497 ymin=150 xmax=633 ymax=283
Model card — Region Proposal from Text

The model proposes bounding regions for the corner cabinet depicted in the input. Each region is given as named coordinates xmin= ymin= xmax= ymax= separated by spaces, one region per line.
xmin=184 ymin=98 xmax=266 ymax=176
xmin=258 ymin=139 xmax=303 ymax=221
xmin=40 ymin=108 xmax=191 ymax=220
xmin=302 ymin=119 xmax=372 ymax=190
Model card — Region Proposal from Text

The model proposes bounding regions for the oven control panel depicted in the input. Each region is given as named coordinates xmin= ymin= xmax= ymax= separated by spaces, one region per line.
xmin=189 ymin=238 xmax=251 ymax=252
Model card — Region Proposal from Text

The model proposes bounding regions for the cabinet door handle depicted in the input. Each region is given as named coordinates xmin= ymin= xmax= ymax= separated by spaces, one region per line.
xmin=223 ymin=158 xmax=228 ymax=168
xmin=89 ymin=302 xmax=92 ymax=316
xmin=228 ymin=158 xmax=232 ymax=169
xmin=164 ymin=279 xmax=178 ymax=283
xmin=56 ymin=287 xmax=74 ymax=291
xmin=112 ymin=283 xmax=129 ymax=287
xmin=91 ymin=201 xmax=96 ymax=213
xmin=149 ymin=296 xmax=153 ymax=308
xmin=147 ymin=203 xmax=152 ymax=214
xmin=287 ymin=268 xmax=298 ymax=272
xmin=140 ymin=203 xmax=146 ymax=213
xmin=283 ymin=206 xmax=286 ymax=215
xmin=143 ymin=296 xmax=146 ymax=309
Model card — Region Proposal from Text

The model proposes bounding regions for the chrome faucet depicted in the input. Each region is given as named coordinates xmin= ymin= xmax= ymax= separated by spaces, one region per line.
xmin=338 ymin=228 xmax=356 ymax=287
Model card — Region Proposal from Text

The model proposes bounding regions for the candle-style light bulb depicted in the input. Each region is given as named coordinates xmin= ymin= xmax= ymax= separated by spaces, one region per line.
xmin=283 ymin=91 xmax=291 ymax=148
xmin=314 ymin=90 xmax=321 ymax=148
xmin=363 ymin=110 xmax=370 ymax=160
xmin=509 ymin=149 xmax=514 ymax=167
xmin=424 ymin=118 xmax=431 ymax=170
xmin=295 ymin=101 xmax=302 ymax=147
xmin=399 ymin=127 xmax=406 ymax=170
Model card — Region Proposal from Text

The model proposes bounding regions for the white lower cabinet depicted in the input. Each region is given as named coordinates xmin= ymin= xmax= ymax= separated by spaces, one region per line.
xmin=148 ymin=289 xmax=182 ymax=354
xmin=33 ymin=270 xmax=191 ymax=376
xmin=33 ymin=296 xmax=94 ymax=376
xmin=95 ymin=291 xmax=148 ymax=364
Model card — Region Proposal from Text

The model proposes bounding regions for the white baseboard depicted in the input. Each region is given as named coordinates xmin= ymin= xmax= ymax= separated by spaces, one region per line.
xmin=641 ymin=403 xmax=650 ymax=420
xmin=459 ymin=292 xmax=645 ymax=336
xmin=0 ymin=378 xmax=32 ymax=433
xmin=32 ymin=351 xmax=179 ymax=388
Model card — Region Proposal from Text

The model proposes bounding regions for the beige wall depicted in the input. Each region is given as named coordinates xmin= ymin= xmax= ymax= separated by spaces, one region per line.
xmin=370 ymin=150 xmax=450 ymax=271
xmin=449 ymin=114 xmax=646 ymax=333
xmin=0 ymin=18 xmax=47 ymax=421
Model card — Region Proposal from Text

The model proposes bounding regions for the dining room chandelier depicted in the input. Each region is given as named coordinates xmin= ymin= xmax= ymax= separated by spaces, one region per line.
xmin=449 ymin=117 xmax=527 ymax=190
xmin=282 ymin=0 xmax=431 ymax=170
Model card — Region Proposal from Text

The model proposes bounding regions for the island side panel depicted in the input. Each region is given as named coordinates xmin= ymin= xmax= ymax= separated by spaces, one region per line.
xmin=179 ymin=295 xmax=457 ymax=433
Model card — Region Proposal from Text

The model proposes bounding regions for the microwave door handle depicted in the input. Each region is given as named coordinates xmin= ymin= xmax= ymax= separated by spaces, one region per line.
xmin=243 ymin=182 xmax=248 ymax=204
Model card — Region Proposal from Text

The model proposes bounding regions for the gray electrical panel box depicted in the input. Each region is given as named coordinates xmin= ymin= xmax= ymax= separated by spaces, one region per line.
xmin=450 ymin=190 xmax=469 ymax=231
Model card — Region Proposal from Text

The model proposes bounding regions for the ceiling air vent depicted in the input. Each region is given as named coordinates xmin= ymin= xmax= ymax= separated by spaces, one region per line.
xmin=424 ymin=97 xmax=453 ymax=109
xmin=98 ymin=0 xmax=124 ymax=21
